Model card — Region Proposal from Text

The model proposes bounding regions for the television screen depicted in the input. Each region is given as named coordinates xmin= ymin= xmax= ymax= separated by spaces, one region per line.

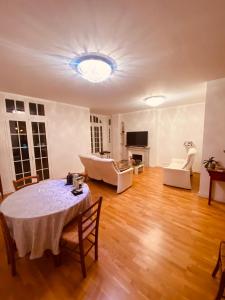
xmin=126 ymin=131 xmax=148 ymax=147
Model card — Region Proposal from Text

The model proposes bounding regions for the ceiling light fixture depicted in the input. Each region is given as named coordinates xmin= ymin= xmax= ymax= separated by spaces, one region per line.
xmin=70 ymin=53 xmax=116 ymax=83
xmin=144 ymin=96 xmax=166 ymax=107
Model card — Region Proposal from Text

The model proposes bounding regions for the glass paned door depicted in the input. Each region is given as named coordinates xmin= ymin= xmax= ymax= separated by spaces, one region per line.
xmin=31 ymin=122 xmax=49 ymax=180
xmin=9 ymin=120 xmax=31 ymax=181
xmin=90 ymin=114 xmax=104 ymax=154
xmin=100 ymin=126 xmax=103 ymax=152
xmin=94 ymin=126 xmax=100 ymax=153
xmin=90 ymin=126 xmax=93 ymax=153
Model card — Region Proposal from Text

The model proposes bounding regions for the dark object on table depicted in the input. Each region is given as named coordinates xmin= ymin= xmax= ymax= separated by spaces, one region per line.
xmin=66 ymin=172 xmax=73 ymax=185
xmin=59 ymin=196 xmax=103 ymax=278
xmin=207 ymin=168 xmax=225 ymax=205
xmin=212 ymin=241 xmax=225 ymax=300
xmin=66 ymin=172 xmax=87 ymax=186
xmin=71 ymin=188 xmax=83 ymax=196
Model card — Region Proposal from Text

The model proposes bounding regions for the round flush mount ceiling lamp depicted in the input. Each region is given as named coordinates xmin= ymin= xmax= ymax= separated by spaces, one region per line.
xmin=143 ymin=95 xmax=166 ymax=107
xmin=70 ymin=53 xmax=117 ymax=83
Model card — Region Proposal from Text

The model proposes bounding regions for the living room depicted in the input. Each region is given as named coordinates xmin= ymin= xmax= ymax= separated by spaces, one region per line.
xmin=1 ymin=1 xmax=225 ymax=299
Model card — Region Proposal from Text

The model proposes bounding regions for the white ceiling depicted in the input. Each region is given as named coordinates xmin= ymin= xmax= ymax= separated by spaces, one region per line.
xmin=0 ymin=0 xmax=225 ymax=114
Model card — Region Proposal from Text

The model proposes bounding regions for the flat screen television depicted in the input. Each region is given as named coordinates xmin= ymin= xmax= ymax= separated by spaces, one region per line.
xmin=126 ymin=131 xmax=148 ymax=147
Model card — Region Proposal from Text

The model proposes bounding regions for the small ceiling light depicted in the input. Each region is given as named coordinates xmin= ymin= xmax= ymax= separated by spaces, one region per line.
xmin=70 ymin=53 xmax=116 ymax=83
xmin=144 ymin=96 xmax=166 ymax=107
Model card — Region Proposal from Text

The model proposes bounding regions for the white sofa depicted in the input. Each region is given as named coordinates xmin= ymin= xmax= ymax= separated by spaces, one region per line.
xmin=163 ymin=148 xmax=197 ymax=189
xmin=79 ymin=155 xmax=133 ymax=193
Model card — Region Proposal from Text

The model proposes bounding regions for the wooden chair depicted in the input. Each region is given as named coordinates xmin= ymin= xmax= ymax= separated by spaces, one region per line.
xmin=60 ymin=196 xmax=103 ymax=278
xmin=212 ymin=241 xmax=225 ymax=300
xmin=13 ymin=175 xmax=39 ymax=191
xmin=0 ymin=212 xmax=17 ymax=276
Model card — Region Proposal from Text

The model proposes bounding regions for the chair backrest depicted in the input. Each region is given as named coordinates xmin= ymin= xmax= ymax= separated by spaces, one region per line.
xmin=13 ymin=175 xmax=39 ymax=191
xmin=0 ymin=212 xmax=14 ymax=262
xmin=77 ymin=197 xmax=103 ymax=243
xmin=93 ymin=157 xmax=119 ymax=183
xmin=79 ymin=155 xmax=101 ymax=180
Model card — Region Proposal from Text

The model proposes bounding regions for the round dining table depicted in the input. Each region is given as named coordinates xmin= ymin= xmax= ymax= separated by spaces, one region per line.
xmin=0 ymin=179 xmax=91 ymax=259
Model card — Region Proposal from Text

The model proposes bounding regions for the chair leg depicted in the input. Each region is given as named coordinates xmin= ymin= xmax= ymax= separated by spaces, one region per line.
xmin=6 ymin=244 xmax=11 ymax=265
xmin=212 ymin=256 xmax=221 ymax=278
xmin=79 ymin=243 xmax=86 ymax=278
xmin=11 ymin=254 xmax=16 ymax=276
xmin=215 ymin=272 xmax=225 ymax=300
xmin=94 ymin=238 xmax=98 ymax=261
xmin=53 ymin=254 xmax=61 ymax=267
xmin=80 ymin=257 xmax=86 ymax=278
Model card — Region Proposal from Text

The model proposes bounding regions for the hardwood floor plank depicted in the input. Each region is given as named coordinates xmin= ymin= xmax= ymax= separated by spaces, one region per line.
xmin=0 ymin=167 xmax=224 ymax=299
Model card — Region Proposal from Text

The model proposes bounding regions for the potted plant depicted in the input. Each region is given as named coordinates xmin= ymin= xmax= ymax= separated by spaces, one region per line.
xmin=203 ymin=157 xmax=218 ymax=169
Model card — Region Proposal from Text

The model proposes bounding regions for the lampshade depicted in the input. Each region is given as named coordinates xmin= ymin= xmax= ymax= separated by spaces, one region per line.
xmin=144 ymin=96 xmax=166 ymax=107
xmin=70 ymin=53 xmax=116 ymax=83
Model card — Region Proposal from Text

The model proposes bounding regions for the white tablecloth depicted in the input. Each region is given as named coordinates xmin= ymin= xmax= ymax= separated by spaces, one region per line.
xmin=0 ymin=179 xmax=91 ymax=259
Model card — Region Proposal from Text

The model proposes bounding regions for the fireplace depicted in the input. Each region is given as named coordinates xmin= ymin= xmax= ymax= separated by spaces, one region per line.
xmin=132 ymin=154 xmax=142 ymax=165
xmin=127 ymin=146 xmax=150 ymax=167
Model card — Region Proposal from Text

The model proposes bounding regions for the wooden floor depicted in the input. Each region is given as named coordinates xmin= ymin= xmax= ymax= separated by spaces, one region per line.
xmin=1 ymin=168 xmax=225 ymax=300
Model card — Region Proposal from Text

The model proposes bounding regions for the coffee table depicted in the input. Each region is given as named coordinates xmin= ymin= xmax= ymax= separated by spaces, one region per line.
xmin=133 ymin=164 xmax=144 ymax=175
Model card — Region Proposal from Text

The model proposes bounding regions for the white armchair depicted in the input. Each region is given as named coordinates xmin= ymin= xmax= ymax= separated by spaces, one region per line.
xmin=163 ymin=148 xmax=197 ymax=189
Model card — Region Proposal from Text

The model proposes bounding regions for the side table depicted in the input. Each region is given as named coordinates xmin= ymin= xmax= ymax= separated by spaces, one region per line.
xmin=207 ymin=169 xmax=225 ymax=205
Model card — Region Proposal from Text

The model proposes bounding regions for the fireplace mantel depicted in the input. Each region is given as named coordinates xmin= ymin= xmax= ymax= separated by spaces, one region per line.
xmin=126 ymin=146 xmax=150 ymax=167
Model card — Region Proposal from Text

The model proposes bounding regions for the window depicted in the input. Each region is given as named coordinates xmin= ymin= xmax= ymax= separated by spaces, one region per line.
xmin=90 ymin=126 xmax=93 ymax=153
xmin=5 ymin=99 xmax=25 ymax=113
xmin=90 ymin=114 xmax=103 ymax=153
xmin=7 ymin=101 xmax=49 ymax=183
xmin=9 ymin=121 xmax=31 ymax=182
xmin=94 ymin=126 xmax=100 ymax=153
xmin=31 ymin=122 xmax=49 ymax=180
xmin=108 ymin=118 xmax=111 ymax=143
xmin=29 ymin=102 xmax=45 ymax=116
xmin=100 ymin=126 xmax=103 ymax=152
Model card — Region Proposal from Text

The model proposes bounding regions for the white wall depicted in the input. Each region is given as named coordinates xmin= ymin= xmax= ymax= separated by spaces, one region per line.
xmin=156 ymin=103 xmax=205 ymax=171
xmin=199 ymin=78 xmax=225 ymax=202
xmin=46 ymin=101 xmax=91 ymax=178
xmin=0 ymin=102 xmax=12 ymax=195
xmin=0 ymin=91 xmax=91 ymax=193
xmin=120 ymin=109 xmax=157 ymax=166
xmin=112 ymin=102 xmax=205 ymax=172
xmin=111 ymin=114 xmax=121 ymax=162
xmin=100 ymin=115 xmax=111 ymax=152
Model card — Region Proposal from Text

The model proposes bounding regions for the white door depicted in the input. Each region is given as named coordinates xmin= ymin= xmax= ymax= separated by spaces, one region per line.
xmin=5 ymin=99 xmax=50 ymax=181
